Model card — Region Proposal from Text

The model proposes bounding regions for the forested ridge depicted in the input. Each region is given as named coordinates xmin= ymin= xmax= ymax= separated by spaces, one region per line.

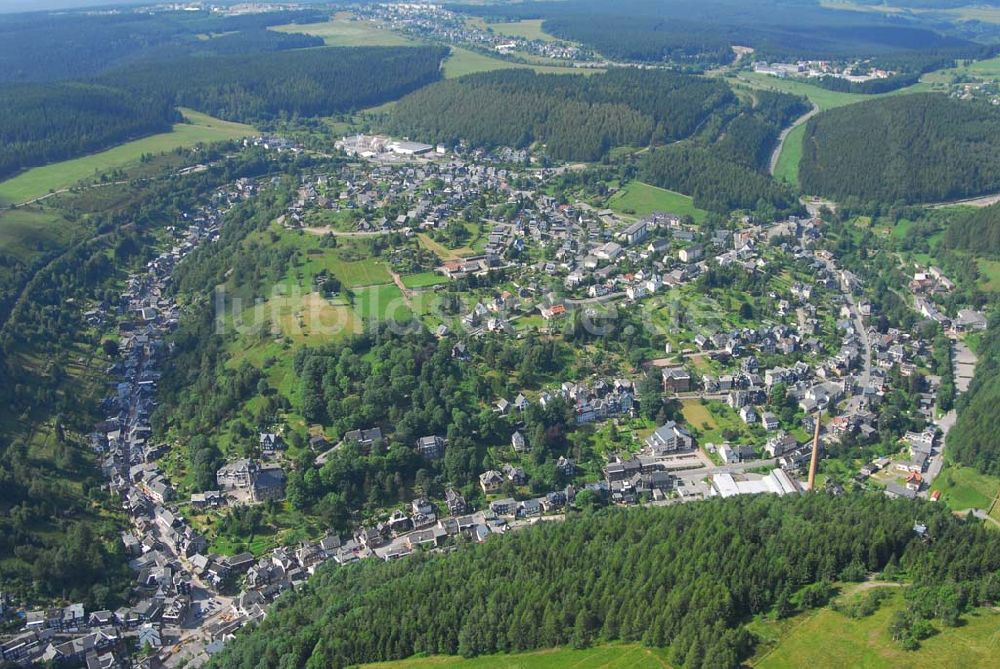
xmin=452 ymin=0 xmax=979 ymax=65
xmin=0 ymin=46 xmax=446 ymax=183
xmin=948 ymin=315 xmax=1000 ymax=476
xmin=0 ymin=8 xmax=325 ymax=83
xmin=388 ymin=69 xmax=735 ymax=161
xmin=100 ymin=46 xmax=448 ymax=124
xmin=0 ymin=82 xmax=179 ymax=181
xmin=639 ymin=144 xmax=801 ymax=216
xmin=634 ymin=89 xmax=807 ymax=215
xmin=207 ymin=494 xmax=1000 ymax=669
xmin=941 ymin=202 xmax=1000 ymax=256
xmin=799 ymin=94 xmax=1000 ymax=204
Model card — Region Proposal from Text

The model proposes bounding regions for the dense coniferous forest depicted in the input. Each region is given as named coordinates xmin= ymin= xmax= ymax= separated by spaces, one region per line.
xmin=100 ymin=46 xmax=449 ymax=123
xmin=799 ymin=94 xmax=1000 ymax=204
xmin=639 ymin=145 xmax=801 ymax=215
xmin=941 ymin=202 xmax=1000 ymax=256
xmin=0 ymin=8 xmax=325 ymax=82
xmin=0 ymin=46 xmax=445 ymax=180
xmin=388 ymin=69 xmax=807 ymax=176
xmin=451 ymin=0 xmax=981 ymax=65
xmin=207 ymin=494 xmax=1000 ymax=669
xmin=0 ymin=82 xmax=179 ymax=181
xmin=388 ymin=69 xmax=734 ymax=161
xmin=948 ymin=315 xmax=1000 ymax=475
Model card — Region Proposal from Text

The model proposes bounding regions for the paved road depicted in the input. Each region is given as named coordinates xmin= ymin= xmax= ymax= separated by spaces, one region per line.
xmin=768 ymin=103 xmax=819 ymax=176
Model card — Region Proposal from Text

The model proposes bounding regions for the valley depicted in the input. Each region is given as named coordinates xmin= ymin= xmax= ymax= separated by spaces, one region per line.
xmin=2 ymin=2 xmax=1000 ymax=669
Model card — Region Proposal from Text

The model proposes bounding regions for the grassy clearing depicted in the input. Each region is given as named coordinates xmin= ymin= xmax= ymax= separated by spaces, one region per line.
xmin=976 ymin=258 xmax=1000 ymax=292
xmin=443 ymin=46 xmax=597 ymax=79
xmin=402 ymin=271 xmax=448 ymax=289
xmin=333 ymin=258 xmax=394 ymax=288
xmin=0 ymin=207 xmax=74 ymax=261
xmin=681 ymin=400 xmax=717 ymax=432
xmin=731 ymin=72 xmax=932 ymax=111
xmin=488 ymin=19 xmax=559 ymax=43
xmin=362 ymin=643 xmax=671 ymax=669
xmin=0 ymin=108 xmax=254 ymax=206
xmin=417 ymin=233 xmax=477 ymax=261
xmin=755 ymin=589 xmax=1000 ymax=668
xmin=235 ymin=292 xmax=362 ymax=345
xmin=773 ymin=123 xmax=806 ymax=187
xmin=606 ymin=181 xmax=708 ymax=224
xmin=270 ymin=16 xmax=419 ymax=47
xmin=353 ymin=284 xmax=412 ymax=323
xmin=929 ymin=463 xmax=1000 ymax=511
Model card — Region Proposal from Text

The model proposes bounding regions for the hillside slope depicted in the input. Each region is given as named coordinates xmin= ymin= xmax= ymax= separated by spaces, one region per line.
xmin=207 ymin=494 xmax=1000 ymax=669
xmin=799 ymin=94 xmax=1000 ymax=204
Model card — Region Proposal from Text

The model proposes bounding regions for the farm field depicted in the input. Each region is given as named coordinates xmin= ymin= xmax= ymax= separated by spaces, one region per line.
xmin=773 ymin=123 xmax=806 ymax=187
xmin=362 ymin=643 xmax=671 ymax=669
xmin=606 ymin=181 xmax=708 ymax=224
xmin=754 ymin=589 xmax=1000 ymax=668
xmin=0 ymin=109 xmax=254 ymax=206
xmin=270 ymin=15 xmax=419 ymax=47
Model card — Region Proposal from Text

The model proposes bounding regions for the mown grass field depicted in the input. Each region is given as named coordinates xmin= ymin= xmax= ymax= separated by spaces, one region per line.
xmin=606 ymin=181 xmax=708 ymax=224
xmin=754 ymin=589 xmax=1000 ymax=668
xmin=270 ymin=15 xmax=419 ymax=47
xmin=773 ymin=123 xmax=806 ymax=187
xmin=354 ymin=283 xmax=412 ymax=323
xmin=0 ymin=109 xmax=254 ymax=206
xmin=362 ymin=643 xmax=671 ymax=669
xmin=402 ymin=271 xmax=448 ymax=289
xmin=929 ymin=463 xmax=1000 ymax=511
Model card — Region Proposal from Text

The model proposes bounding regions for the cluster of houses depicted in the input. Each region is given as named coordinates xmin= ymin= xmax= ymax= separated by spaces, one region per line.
xmin=2 ymin=184 xmax=262 ymax=667
xmin=753 ymin=59 xmax=895 ymax=83
xmin=363 ymin=4 xmax=586 ymax=63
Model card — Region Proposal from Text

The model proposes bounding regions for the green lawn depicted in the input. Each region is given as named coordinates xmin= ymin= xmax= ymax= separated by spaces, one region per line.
xmin=0 ymin=109 xmax=254 ymax=206
xmin=333 ymin=258 xmax=394 ymax=288
xmin=773 ymin=123 xmax=806 ymax=187
xmin=270 ymin=16 xmax=419 ymax=47
xmin=402 ymin=271 xmax=448 ymax=289
xmin=929 ymin=463 xmax=1000 ymax=511
xmin=606 ymin=181 xmax=708 ymax=224
xmin=756 ymin=589 xmax=1000 ymax=668
xmin=362 ymin=644 xmax=671 ymax=669
xmin=354 ymin=284 xmax=412 ymax=323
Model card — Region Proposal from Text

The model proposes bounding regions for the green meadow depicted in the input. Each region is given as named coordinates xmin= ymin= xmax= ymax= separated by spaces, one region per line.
xmin=606 ymin=181 xmax=708 ymax=224
xmin=0 ymin=109 xmax=254 ymax=206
